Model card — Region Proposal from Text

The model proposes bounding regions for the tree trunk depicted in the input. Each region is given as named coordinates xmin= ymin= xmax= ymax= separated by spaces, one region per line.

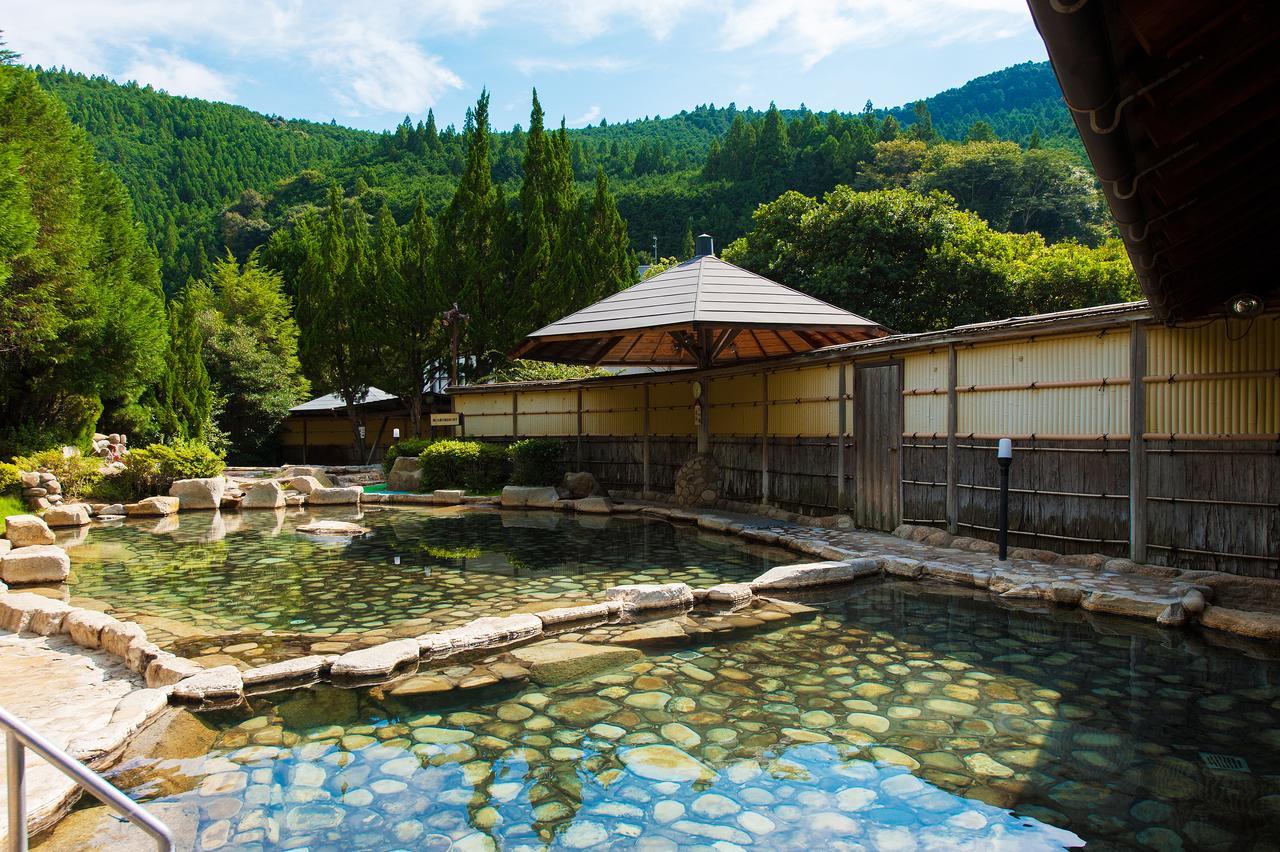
xmin=344 ymin=400 xmax=366 ymax=463
xmin=408 ymin=387 xmax=423 ymax=439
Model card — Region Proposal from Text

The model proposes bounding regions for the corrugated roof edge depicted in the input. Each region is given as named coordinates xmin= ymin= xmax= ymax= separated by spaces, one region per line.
xmin=451 ymin=301 xmax=1156 ymax=394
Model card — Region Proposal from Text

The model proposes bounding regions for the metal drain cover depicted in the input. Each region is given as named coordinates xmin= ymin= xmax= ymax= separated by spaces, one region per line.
xmin=1199 ymin=752 xmax=1250 ymax=772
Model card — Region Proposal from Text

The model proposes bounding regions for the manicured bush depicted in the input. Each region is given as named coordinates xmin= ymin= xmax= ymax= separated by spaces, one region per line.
xmin=382 ymin=438 xmax=433 ymax=475
xmin=508 ymin=438 xmax=564 ymax=486
xmin=10 ymin=448 xmax=104 ymax=499
xmin=0 ymin=462 xmax=20 ymax=495
xmin=98 ymin=438 xmax=226 ymax=501
xmin=471 ymin=443 xmax=510 ymax=491
xmin=419 ymin=440 xmax=511 ymax=492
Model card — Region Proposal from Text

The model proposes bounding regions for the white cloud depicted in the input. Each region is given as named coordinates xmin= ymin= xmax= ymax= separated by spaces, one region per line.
xmin=119 ymin=49 xmax=235 ymax=102
xmin=718 ymin=0 xmax=1033 ymax=69
xmin=2 ymin=0 xmax=1034 ymax=118
xmin=3 ymin=0 xmax=475 ymax=116
xmin=571 ymin=105 xmax=602 ymax=126
xmin=514 ymin=56 xmax=632 ymax=75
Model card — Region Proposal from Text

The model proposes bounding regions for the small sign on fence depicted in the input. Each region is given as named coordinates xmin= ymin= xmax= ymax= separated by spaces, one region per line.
xmin=430 ymin=412 xmax=461 ymax=427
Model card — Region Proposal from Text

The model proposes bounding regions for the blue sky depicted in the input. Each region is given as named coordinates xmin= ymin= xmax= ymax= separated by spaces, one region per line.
xmin=7 ymin=1 xmax=1049 ymax=132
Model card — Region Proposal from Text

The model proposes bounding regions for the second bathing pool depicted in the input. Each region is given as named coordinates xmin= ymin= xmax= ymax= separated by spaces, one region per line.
xmin=61 ymin=507 xmax=793 ymax=664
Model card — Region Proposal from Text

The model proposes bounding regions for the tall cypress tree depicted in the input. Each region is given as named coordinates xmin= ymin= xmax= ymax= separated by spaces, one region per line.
xmin=581 ymin=167 xmax=635 ymax=303
xmin=755 ymin=103 xmax=791 ymax=198
xmin=437 ymin=90 xmax=504 ymax=377
xmin=377 ymin=199 xmax=443 ymax=437
xmin=156 ymin=288 xmax=212 ymax=440
xmin=517 ymin=89 xmax=553 ymax=327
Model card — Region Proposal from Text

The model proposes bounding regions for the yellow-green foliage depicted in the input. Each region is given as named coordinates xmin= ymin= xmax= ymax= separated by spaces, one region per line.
xmin=103 ymin=439 xmax=226 ymax=501
xmin=419 ymin=440 xmax=509 ymax=492
xmin=0 ymin=462 xmax=20 ymax=495
xmin=0 ymin=494 xmax=24 ymax=533
xmin=9 ymin=449 xmax=103 ymax=499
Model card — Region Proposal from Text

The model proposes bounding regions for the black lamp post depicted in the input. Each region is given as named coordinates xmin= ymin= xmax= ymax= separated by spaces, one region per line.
xmin=997 ymin=437 xmax=1012 ymax=560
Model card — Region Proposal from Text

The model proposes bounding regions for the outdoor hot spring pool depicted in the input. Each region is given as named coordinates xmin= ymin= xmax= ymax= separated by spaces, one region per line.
xmin=58 ymin=507 xmax=794 ymax=664
xmin=60 ymin=581 xmax=1280 ymax=851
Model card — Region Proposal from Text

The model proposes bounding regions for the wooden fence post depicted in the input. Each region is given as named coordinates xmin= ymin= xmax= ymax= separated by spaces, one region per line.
xmin=576 ymin=387 xmax=584 ymax=469
xmin=512 ymin=392 xmax=519 ymax=439
xmin=761 ymin=371 xmax=770 ymax=505
xmin=642 ymin=384 xmax=651 ymax=495
xmin=946 ymin=344 xmax=958 ymax=533
xmin=837 ymin=362 xmax=847 ymax=512
xmin=1129 ymin=323 xmax=1148 ymax=563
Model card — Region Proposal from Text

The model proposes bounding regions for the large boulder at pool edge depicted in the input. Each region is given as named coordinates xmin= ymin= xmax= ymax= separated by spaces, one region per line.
xmin=1 ymin=545 xmax=71 ymax=584
xmin=307 ymin=486 xmax=362 ymax=506
xmin=560 ymin=471 xmax=608 ymax=499
xmin=241 ymin=480 xmax=286 ymax=509
xmin=4 ymin=514 xmax=56 ymax=547
xmin=169 ymin=477 xmax=225 ymax=511
xmin=386 ymin=456 xmax=423 ymax=492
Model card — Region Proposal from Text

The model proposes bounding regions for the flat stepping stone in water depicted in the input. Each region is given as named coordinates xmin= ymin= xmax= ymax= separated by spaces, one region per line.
xmin=296 ymin=520 xmax=370 ymax=536
xmin=619 ymin=745 xmax=718 ymax=783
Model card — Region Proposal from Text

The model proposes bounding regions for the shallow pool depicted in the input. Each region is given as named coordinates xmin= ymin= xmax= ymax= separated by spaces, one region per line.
xmin=61 ymin=507 xmax=792 ymax=664
xmin=83 ymin=580 xmax=1280 ymax=850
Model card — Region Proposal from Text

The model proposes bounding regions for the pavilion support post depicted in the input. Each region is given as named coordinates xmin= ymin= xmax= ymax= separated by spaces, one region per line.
xmin=512 ymin=392 xmax=519 ymax=439
xmin=1128 ymin=323 xmax=1148 ymax=563
xmin=576 ymin=387 xmax=584 ymax=469
xmin=301 ymin=420 xmax=308 ymax=465
xmin=837 ymin=362 xmax=847 ymax=512
xmin=946 ymin=344 xmax=959 ymax=534
xmin=761 ymin=371 xmax=770 ymax=505
xmin=642 ymin=384 xmax=651 ymax=496
xmin=696 ymin=331 xmax=711 ymax=455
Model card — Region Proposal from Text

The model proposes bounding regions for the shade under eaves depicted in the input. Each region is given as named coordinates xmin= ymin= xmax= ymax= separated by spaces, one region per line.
xmin=515 ymin=254 xmax=889 ymax=367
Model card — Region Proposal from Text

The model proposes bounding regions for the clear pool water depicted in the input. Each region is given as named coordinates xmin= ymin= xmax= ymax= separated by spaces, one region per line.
xmin=82 ymin=580 xmax=1280 ymax=851
xmin=61 ymin=507 xmax=793 ymax=664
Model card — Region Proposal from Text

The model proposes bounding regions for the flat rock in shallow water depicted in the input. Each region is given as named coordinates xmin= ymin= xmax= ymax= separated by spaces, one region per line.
xmin=619 ymin=745 xmax=718 ymax=783
xmin=330 ymin=638 xmax=420 ymax=679
xmin=295 ymin=520 xmax=370 ymax=537
xmin=172 ymin=665 xmax=244 ymax=702
xmin=605 ymin=582 xmax=694 ymax=611
xmin=749 ymin=558 xmax=880 ymax=590
xmin=508 ymin=641 xmax=642 ymax=685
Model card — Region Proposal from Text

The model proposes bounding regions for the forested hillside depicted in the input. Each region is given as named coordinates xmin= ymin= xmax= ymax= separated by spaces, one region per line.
xmin=37 ymin=61 xmax=1082 ymax=290
xmin=36 ymin=69 xmax=368 ymax=288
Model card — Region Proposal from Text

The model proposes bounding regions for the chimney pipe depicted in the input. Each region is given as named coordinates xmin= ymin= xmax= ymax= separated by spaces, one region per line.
xmin=694 ymin=234 xmax=714 ymax=257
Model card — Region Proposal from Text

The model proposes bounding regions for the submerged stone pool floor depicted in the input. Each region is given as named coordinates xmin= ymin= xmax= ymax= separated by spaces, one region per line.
xmin=59 ymin=507 xmax=794 ymax=666
xmin=43 ymin=580 xmax=1280 ymax=851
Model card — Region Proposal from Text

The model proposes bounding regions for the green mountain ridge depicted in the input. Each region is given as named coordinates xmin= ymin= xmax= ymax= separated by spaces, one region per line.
xmin=35 ymin=61 xmax=1079 ymax=289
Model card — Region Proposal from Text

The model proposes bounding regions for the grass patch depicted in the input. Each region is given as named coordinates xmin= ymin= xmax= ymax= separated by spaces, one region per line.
xmin=0 ymin=494 xmax=27 ymax=533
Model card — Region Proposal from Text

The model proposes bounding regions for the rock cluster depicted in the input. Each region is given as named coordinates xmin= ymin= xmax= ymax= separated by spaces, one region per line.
xmin=90 ymin=432 xmax=128 ymax=460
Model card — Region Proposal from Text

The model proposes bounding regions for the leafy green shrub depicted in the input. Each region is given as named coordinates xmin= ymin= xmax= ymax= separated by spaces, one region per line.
xmin=382 ymin=438 xmax=433 ymax=475
xmin=508 ymin=438 xmax=564 ymax=486
xmin=419 ymin=440 xmax=510 ymax=492
xmin=99 ymin=439 xmax=226 ymax=501
xmin=0 ymin=462 xmax=20 ymax=496
xmin=471 ymin=443 xmax=510 ymax=491
xmin=10 ymin=449 xmax=103 ymax=499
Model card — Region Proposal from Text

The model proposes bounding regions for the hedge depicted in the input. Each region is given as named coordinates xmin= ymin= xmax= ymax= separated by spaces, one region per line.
xmin=509 ymin=438 xmax=564 ymax=486
xmin=419 ymin=440 xmax=510 ymax=492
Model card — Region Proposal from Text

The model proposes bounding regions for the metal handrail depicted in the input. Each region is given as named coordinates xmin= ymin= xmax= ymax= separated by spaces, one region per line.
xmin=0 ymin=704 xmax=172 ymax=852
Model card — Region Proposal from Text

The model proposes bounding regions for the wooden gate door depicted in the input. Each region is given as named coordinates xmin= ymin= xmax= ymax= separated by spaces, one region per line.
xmin=855 ymin=363 xmax=903 ymax=530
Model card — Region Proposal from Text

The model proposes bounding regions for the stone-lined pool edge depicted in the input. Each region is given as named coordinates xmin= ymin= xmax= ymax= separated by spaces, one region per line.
xmin=3 ymin=484 xmax=1275 ymax=718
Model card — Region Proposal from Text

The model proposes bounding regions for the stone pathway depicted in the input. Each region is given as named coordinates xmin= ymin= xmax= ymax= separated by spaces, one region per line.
xmin=623 ymin=501 xmax=1216 ymax=630
xmin=0 ymin=632 xmax=155 ymax=843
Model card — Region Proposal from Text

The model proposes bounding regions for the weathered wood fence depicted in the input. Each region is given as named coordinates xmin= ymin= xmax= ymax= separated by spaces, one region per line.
xmin=452 ymin=304 xmax=1279 ymax=577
